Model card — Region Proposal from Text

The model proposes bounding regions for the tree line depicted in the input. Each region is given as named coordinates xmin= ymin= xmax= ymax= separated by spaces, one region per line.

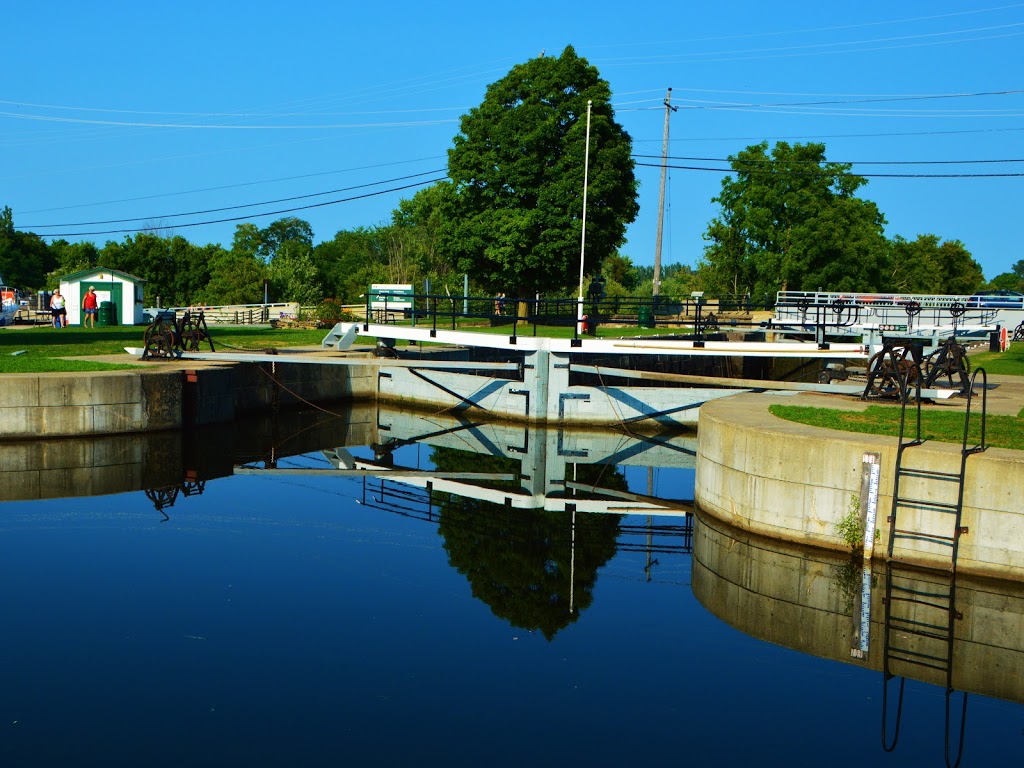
xmin=2 ymin=47 xmax=1019 ymax=310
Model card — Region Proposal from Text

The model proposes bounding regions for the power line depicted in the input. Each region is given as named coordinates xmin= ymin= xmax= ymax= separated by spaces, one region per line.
xmin=0 ymin=110 xmax=459 ymax=130
xmin=613 ymin=88 xmax=1024 ymax=113
xmin=29 ymin=178 xmax=447 ymax=239
xmin=679 ymin=89 xmax=1024 ymax=110
xmin=632 ymin=126 xmax=1024 ymax=143
xmin=22 ymin=170 xmax=447 ymax=229
xmin=598 ymin=24 xmax=1024 ymax=67
xmin=632 ymin=153 xmax=1024 ymax=165
xmin=0 ymin=98 xmax=470 ymax=118
xmin=632 ymin=161 xmax=1024 ymax=178
xmin=586 ymin=4 xmax=1024 ymax=49
xmin=24 ymin=147 xmax=1022 ymax=234
xmin=20 ymin=156 xmax=447 ymax=214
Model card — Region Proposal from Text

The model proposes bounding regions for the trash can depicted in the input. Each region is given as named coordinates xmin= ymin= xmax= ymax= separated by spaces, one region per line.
xmin=989 ymin=327 xmax=1002 ymax=352
xmin=638 ymin=305 xmax=655 ymax=329
xmin=98 ymin=301 xmax=118 ymax=327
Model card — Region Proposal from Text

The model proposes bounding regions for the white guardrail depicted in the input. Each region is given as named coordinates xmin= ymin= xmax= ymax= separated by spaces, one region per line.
xmin=146 ymin=302 xmax=300 ymax=325
xmin=773 ymin=291 xmax=1008 ymax=327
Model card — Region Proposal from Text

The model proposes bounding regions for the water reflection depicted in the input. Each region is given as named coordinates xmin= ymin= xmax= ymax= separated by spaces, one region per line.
xmin=693 ymin=511 xmax=1024 ymax=763
xmin=2 ymin=401 xmax=1022 ymax=764
xmin=880 ymin=566 xmax=967 ymax=765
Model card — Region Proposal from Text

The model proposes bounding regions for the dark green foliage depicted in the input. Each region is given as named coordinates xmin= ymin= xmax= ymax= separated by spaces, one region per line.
xmin=98 ymin=233 xmax=215 ymax=306
xmin=0 ymin=206 xmax=56 ymax=290
xmin=312 ymin=193 xmax=468 ymax=304
xmin=313 ymin=298 xmax=351 ymax=325
xmin=389 ymin=182 xmax=463 ymax=291
xmin=987 ymin=271 xmax=1024 ymax=292
xmin=602 ymin=253 xmax=639 ymax=290
xmin=257 ymin=217 xmax=314 ymax=261
xmin=225 ymin=218 xmax=319 ymax=304
xmin=267 ymin=240 xmax=322 ymax=305
xmin=699 ymin=142 xmax=888 ymax=296
xmin=313 ymin=227 xmax=388 ymax=303
xmin=446 ymin=46 xmax=639 ymax=297
xmin=888 ymin=235 xmax=983 ymax=294
xmin=201 ymin=248 xmax=266 ymax=306
xmin=48 ymin=239 xmax=101 ymax=278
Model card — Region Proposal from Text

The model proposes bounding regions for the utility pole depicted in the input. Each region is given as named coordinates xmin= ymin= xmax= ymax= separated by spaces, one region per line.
xmin=652 ymin=87 xmax=677 ymax=298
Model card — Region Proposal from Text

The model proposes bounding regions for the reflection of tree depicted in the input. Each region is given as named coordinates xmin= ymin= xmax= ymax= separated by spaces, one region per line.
xmin=432 ymin=447 xmax=624 ymax=640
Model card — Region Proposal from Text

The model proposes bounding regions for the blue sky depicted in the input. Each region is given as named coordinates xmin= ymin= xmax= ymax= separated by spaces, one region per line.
xmin=3 ymin=1 xmax=1022 ymax=282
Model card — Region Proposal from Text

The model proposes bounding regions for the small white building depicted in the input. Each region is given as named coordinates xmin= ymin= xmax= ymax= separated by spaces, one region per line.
xmin=59 ymin=267 xmax=147 ymax=326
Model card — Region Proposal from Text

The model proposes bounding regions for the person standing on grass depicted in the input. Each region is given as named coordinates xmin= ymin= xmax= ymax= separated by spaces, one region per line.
xmin=49 ymin=289 xmax=67 ymax=329
xmin=82 ymin=286 xmax=98 ymax=328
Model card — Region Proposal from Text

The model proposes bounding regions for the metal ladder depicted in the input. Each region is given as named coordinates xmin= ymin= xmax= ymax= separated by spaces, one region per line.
xmin=886 ymin=367 xmax=988 ymax=571
xmin=879 ymin=366 xmax=987 ymax=767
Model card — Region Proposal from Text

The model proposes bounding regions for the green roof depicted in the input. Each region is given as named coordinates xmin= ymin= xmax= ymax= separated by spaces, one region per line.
xmin=61 ymin=266 xmax=146 ymax=283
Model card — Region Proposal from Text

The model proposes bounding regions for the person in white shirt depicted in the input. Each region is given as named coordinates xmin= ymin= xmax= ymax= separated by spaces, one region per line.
xmin=49 ymin=290 xmax=67 ymax=328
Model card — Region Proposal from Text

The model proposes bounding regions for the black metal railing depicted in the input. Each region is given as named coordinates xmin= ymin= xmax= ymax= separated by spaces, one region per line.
xmin=360 ymin=290 xmax=789 ymax=344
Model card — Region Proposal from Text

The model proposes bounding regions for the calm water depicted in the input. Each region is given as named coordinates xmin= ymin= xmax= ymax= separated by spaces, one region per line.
xmin=0 ymin=404 xmax=1020 ymax=767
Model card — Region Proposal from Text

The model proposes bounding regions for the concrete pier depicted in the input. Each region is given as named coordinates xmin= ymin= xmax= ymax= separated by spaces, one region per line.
xmin=694 ymin=389 xmax=1024 ymax=581
xmin=0 ymin=360 xmax=375 ymax=438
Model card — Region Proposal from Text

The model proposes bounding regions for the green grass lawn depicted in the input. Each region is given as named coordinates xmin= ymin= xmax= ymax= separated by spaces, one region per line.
xmin=0 ymin=325 xmax=329 ymax=373
xmin=770 ymin=404 xmax=1023 ymax=451
xmin=969 ymin=341 xmax=1024 ymax=376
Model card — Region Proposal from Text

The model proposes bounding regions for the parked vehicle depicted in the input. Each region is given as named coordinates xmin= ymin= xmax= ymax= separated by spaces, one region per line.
xmin=1 ymin=276 xmax=20 ymax=326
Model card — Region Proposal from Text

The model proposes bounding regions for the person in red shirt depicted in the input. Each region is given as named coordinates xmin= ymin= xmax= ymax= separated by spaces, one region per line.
xmin=82 ymin=285 xmax=99 ymax=328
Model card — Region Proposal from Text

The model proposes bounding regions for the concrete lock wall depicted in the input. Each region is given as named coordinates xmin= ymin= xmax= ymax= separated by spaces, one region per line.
xmin=0 ymin=363 xmax=376 ymax=438
xmin=694 ymin=393 xmax=1024 ymax=581
xmin=181 ymin=362 xmax=375 ymax=426
xmin=0 ymin=370 xmax=183 ymax=438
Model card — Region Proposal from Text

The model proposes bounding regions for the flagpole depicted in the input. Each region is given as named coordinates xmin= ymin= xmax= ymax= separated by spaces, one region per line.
xmin=577 ymin=100 xmax=592 ymax=335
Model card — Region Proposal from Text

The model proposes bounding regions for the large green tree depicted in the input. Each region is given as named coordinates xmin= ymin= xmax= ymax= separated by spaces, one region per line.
xmin=48 ymin=239 xmax=101 ymax=279
xmin=313 ymin=227 xmax=389 ymax=303
xmin=698 ymin=142 xmax=888 ymax=298
xmin=257 ymin=217 xmax=314 ymax=262
xmin=221 ymin=219 xmax=322 ymax=304
xmin=389 ymin=182 xmax=461 ymax=290
xmin=267 ymin=240 xmax=322 ymax=305
xmin=445 ymin=46 xmax=639 ymax=297
xmin=987 ymin=271 xmax=1023 ymax=291
xmin=888 ymin=234 xmax=983 ymax=295
xmin=200 ymin=225 xmax=268 ymax=304
xmin=0 ymin=206 xmax=55 ymax=290
xmin=200 ymin=249 xmax=266 ymax=305
xmin=1012 ymin=258 xmax=1024 ymax=282
xmin=99 ymin=233 xmax=213 ymax=307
